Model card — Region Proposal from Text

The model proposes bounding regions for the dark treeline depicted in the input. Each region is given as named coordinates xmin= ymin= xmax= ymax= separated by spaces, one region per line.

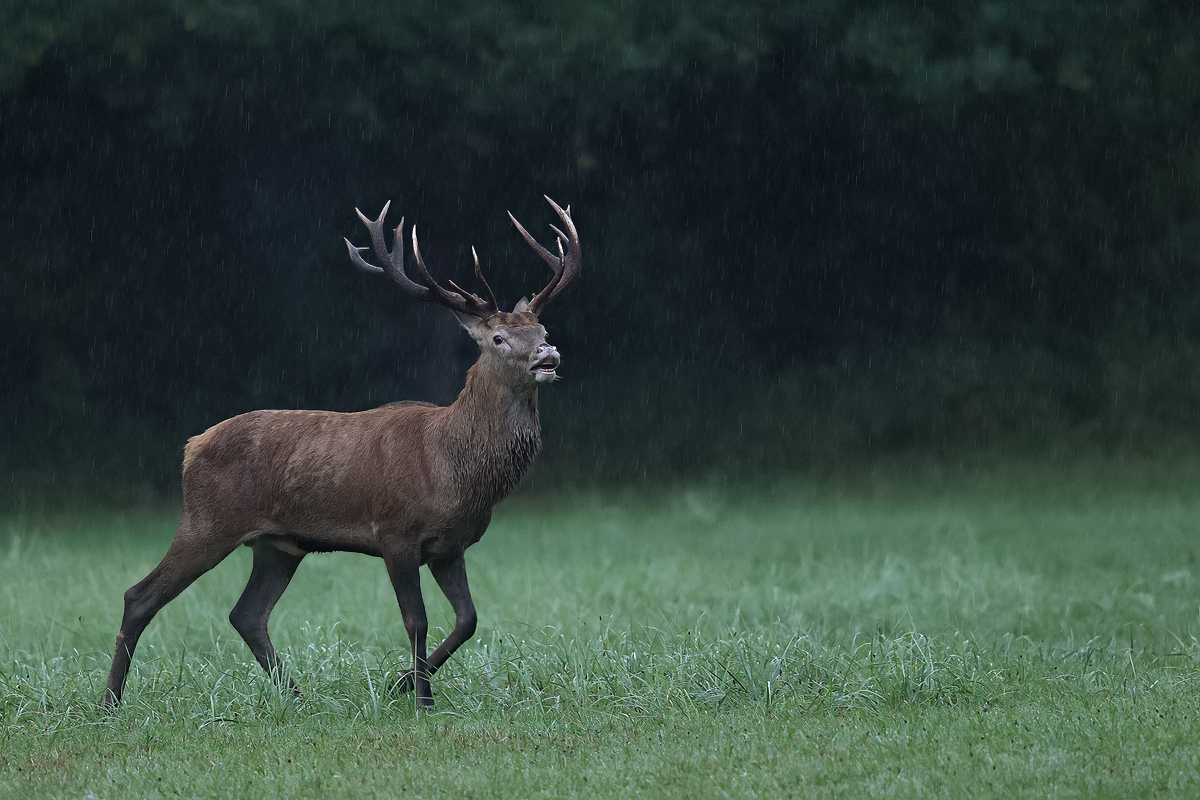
xmin=2 ymin=1 xmax=1199 ymax=501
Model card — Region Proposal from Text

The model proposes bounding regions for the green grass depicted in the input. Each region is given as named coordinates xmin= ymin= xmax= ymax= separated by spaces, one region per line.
xmin=3 ymin=459 xmax=1200 ymax=798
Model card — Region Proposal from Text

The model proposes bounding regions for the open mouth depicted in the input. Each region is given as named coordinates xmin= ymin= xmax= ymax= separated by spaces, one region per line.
xmin=531 ymin=356 xmax=560 ymax=382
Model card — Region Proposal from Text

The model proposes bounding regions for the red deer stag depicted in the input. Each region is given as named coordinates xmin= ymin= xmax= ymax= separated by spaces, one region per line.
xmin=102 ymin=196 xmax=580 ymax=710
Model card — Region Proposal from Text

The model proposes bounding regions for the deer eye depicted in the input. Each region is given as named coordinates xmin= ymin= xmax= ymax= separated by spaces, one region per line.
xmin=492 ymin=334 xmax=504 ymax=346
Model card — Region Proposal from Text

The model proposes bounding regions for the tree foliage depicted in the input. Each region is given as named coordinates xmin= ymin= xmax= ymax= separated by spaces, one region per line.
xmin=2 ymin=1 xmax=1199 ymax=496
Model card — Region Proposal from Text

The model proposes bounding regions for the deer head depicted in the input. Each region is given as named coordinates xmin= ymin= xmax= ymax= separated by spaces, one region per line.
xmin=343 ymin=196 xmax=580 ymax=392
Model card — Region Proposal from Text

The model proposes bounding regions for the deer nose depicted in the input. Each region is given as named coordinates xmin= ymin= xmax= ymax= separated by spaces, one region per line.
xmin=534 ymin=344 xmax=560 ymax=367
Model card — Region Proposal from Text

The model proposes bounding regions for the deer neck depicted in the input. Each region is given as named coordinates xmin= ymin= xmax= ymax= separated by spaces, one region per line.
xmin=442 ymin=360 xmax=542 ymax=504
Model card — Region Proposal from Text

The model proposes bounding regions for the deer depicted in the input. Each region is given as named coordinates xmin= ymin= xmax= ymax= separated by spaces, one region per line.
xmin=102 ymin=196 xmax=580 ymax=711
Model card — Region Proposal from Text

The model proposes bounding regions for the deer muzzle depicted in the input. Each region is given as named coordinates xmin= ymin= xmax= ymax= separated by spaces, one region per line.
xmin=531 ymin=346 xmax=560 ymax=383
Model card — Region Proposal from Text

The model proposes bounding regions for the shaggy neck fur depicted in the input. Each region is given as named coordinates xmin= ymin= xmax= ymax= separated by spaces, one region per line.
xmin=442 ymin=360 xmax=542 ymax=509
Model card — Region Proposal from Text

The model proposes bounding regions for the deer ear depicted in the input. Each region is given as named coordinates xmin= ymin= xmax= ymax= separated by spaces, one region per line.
xmin=453 ymin=310 xmax=488 ymax=336
xmin=513 ymin=297 xmax=532 ymax=313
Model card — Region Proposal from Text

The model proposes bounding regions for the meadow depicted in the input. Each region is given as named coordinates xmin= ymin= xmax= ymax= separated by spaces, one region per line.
xmin=2 ymin=457 xmax=1199 ymax=798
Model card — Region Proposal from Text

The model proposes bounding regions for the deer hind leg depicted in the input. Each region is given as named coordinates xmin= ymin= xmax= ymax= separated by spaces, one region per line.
xmin=102 ymin=514 xmax=242 ymax=711
xmin=229 ymin=540 xmax=305 ymax=695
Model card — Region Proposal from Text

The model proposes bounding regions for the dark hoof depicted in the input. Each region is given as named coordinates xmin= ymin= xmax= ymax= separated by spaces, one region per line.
xmin=391 ymin=670 xmax=435 ymax=705
xmin=391 ymin=670 xmax=415 ymax=694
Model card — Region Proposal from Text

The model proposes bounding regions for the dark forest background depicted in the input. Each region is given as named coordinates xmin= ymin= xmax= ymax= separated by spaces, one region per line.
xmin=2 ymin=1 xmax=1199 ymax=503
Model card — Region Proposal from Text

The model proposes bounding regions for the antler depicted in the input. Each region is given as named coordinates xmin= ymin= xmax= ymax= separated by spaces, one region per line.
xmin=344 ymin=203 xmax=498 ymax=319
xmin=507 ymin=196 xmax=581 ymax=315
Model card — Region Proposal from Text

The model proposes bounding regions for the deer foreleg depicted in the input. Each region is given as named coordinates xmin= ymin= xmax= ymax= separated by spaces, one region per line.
xmin=384 ymin=554 xmax=433 ymax=706
xmin=426 ymin=553 xmax=478 ymax=675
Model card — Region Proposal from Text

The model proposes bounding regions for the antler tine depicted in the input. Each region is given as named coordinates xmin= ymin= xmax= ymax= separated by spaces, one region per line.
xmin=344 ymin=241 xmax=384 ymax=274
xmin=357 ymin=202 xmax=397 ymax=275
xmin=515 ymin=196 xmax=581 ymax=314
xmin=441 ymin=248 xmax=498 ymax=312
xmin=345 ymin=204 xmax=388 ymax=274
xmin=410 ymin=225 xmax=497 ymax=319
xmin=507 ymin=211 xmax=559 ymax=269
xmin=472 ymin=246 xmax=499 ymax=311
xmin=445 ymin=276 xmax=490 ymax=310
xmin=346 ymin=202 xmax=498 ymax=319
xmin=345 ymin=204 xmax=436 ymax=301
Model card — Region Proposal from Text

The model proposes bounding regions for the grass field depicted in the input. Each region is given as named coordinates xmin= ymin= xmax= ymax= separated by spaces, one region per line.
xmin=2 ymin=458 xmax=1200 ymax=798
